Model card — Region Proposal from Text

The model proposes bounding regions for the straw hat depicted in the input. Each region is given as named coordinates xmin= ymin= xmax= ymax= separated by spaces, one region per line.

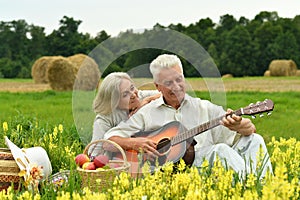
xmin=4 ymin=136 xmax=52 ymax=182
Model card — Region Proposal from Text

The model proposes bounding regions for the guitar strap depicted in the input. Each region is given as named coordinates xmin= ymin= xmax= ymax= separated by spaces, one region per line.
xmin=182 ymin=139 xmax=197 ymax=166
xmin=191 ymin=139 xmax=197 ymax=146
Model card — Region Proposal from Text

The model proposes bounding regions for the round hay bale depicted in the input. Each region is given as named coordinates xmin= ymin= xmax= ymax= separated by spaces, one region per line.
xmin=67 ymin=54 xmax=100 ymax=91
xmin=269 ymin=60 xmax=298 ymax=76
xmin=264 ymin=70 xmax=271 ymax=77
xmin=47 ymin=57 xmax=77 ymax=91
xmin=222 ymin=74 xmax=233 ymax=78
xmin=31 ymin=56 xmax=57 ymax=83
xmin=296 ymin=70 xmax=300 ymax=77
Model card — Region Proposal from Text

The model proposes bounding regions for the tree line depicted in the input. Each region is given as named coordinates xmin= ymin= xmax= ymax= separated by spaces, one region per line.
xmin=1 ymin=11 xmax=300 ymax=78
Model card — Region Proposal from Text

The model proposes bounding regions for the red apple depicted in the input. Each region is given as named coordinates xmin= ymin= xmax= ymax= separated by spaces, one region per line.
xmin=93 ymin=154 xmax=109 ymax=168
xmin=82 ymin=162 xmax=96 ymax=170
xmin=75 ymin=154 xmax=90 ymax=167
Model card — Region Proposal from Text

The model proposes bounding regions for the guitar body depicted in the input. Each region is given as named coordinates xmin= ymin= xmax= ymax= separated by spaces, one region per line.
xmin=123 ymin=121 xmax=195 ymax=175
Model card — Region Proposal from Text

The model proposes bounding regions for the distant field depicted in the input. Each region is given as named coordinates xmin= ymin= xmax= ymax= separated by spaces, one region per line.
xmin=136 ymin=76 xmax=300 ymax=92
xmin=0 ymin=78 xmax=51 ymax=92
xmin=1 ymin=77 xmax=300 ymax=92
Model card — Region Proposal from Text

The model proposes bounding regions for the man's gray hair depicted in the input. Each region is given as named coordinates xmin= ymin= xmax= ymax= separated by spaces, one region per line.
xmin=149 ymin=54 xmax=183 ymax=82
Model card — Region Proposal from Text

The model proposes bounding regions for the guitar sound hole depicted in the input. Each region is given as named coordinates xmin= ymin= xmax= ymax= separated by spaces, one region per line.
xmin=157 ymin=138 xmax=171 ymax=154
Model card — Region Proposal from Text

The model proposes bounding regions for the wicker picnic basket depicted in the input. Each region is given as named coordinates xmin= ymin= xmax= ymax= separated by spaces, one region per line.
xmin=77 ymin=139 xmax=130 ymax=191
xmin=0 ymin=148 xmax=21 ymax=191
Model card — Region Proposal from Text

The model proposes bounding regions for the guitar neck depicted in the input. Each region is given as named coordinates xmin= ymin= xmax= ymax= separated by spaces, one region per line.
xmin=170 ymin=99 xmax=274 ymax=148
xmin=171 ymin=115 xmax=223 ymax=146
xmin=171 ymin=109 xmax=243 ymax=146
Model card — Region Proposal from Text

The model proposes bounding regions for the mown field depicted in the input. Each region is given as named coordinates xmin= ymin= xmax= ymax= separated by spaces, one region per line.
xmin=0 ymin=77 xmax=299 ymax=199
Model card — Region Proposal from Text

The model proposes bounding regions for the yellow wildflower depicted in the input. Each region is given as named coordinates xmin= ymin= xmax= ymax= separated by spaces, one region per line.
xmin=57 ymin=191 xmax=71 ymax=200
xmin=177 ymin=158 xmax=186 ymax=172
xmin=64 ymin=146 xmax=75 ymax=158
xmin=17 ymin=124 xmax=22 ymax=132
xmin=245 ymin=173 xmax=256 ymax=188
xmin=18 ymin=169 xmax=26 ymax=177
xmin=2 ymin=121 xmax=8 ymax=132
xmin=53 ymin=126 xmax=58 ymax=139
xmin=58 ymin=124 xmax=63 ymax=133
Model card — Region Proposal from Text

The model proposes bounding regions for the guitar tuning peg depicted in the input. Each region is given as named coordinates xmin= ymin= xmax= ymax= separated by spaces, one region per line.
xmin=267 ymin=112 xmax=272 ymax=116
xmin=256 ymin=101 xmax=261 ymax=104
xmin=251 ymin=115 xmax=256 ymax=119
xmin=259 ymin=114 xmax=264 ymax=118
xmin=249 ymin=103 xmax=254 ymax=106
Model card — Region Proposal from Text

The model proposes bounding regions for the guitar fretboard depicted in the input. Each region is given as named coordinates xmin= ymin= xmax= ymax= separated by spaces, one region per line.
xmin=171 ymin=109 xmax=241 ymax=146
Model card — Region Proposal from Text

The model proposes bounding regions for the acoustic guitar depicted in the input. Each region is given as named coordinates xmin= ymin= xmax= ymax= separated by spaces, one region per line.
xmin=120 ymin=99 xmax=274 ymax=174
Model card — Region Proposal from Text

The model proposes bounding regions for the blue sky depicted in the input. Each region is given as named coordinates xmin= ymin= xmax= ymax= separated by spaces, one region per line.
xmin=1 ymin=0 xmax=299 ymax=36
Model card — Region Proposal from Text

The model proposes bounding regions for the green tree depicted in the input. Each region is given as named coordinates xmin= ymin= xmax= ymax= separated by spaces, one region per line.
xmin=220 ymin=26 xmax=256 ymax=76
xmin=253 ymin=22 xmax=283 ymax=70
xmin=0 ymin=58 xmax=21 ymax=78
xmin=27 ymin=25 xmax=47 ymax=59
xmin=0 ymin=22 xmax=12 ymax=58
xmin=46 ymin=16 xmax=83 ymax=56
xmin=254 ymin=11 xmax=279 ymax=22
xmin=269 ymin=31 xmax=299 ymax=61
xmin=95 ymin=30 xmax=110 ymax=43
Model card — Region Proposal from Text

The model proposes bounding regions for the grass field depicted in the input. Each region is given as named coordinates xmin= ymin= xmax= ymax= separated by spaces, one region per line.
xmin=0 ymin=77 xmax=300 ymax=199
xmin=1 ymin=77 xmax=300 ymax=142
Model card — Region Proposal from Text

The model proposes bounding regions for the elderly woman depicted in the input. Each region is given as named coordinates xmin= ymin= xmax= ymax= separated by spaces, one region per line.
xmin=90 ymin=72 xmax=160 ymax=155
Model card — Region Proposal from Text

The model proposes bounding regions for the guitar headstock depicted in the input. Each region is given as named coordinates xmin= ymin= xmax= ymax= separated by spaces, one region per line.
xmin=235 ymin=99 xmax=274 ymax=117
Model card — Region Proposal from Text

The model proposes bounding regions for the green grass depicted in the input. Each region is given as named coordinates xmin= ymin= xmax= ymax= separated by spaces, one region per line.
xmin=0 ymin=78 xmax=33 ymax=83
xmin=0 ymin=90 xmax=74 ymax=127
xmin=1 ymin=90 xmax=299 ymax=143
xmin=196 ymin=91 xmax=300 ymax=141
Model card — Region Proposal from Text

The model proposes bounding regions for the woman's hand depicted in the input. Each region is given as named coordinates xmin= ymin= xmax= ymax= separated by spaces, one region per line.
xmin=129 ymin=93 xmax=161 ymax=116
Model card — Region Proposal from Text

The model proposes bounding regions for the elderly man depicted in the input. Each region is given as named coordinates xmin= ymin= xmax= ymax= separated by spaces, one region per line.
xmin=104 ymin=54 xmax=272 ymax=177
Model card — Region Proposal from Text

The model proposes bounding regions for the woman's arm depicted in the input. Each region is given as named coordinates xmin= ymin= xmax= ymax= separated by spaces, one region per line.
xmin=129 ymin=91 xmax=161 ymax=116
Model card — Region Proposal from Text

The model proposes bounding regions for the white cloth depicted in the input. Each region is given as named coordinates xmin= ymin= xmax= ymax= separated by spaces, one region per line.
xmin=105 ymin=94 xmax=272 ymax=177
xmin=194 ymin=133 xmax=273 ymax=178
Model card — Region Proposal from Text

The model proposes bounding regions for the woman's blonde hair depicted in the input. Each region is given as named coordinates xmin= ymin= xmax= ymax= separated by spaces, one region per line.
xmin=93 ymin=72 xmax=132 ymax=115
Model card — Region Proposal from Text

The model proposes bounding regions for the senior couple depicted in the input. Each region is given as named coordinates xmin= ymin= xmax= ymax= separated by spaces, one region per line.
xmin=91 ymin=54 xmax=272 ymax=178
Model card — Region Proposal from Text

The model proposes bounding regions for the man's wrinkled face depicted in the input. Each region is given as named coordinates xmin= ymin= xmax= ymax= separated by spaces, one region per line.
xmin=155 ymin=65 xmax=185 ymax=107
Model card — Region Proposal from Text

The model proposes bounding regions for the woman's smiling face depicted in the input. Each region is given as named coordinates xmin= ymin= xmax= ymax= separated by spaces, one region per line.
xmin=118 ymin=79 xmax=139 ymax=111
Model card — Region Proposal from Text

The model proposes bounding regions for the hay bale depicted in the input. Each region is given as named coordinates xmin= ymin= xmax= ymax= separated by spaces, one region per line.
xmin=47 ymin=57 xmax=77 ymax=91
xmin=67 ymin=54 xmax=100 ymax=90
xmin=264 ymin=70 xmax=271 ymax=77
xmin=31 ymin=56 xmax=55 ymax=83
xmin=269 ymin=60 xmax=298 ymax=76
xmin=31 ymin=56 xmax=65 ymax=83
xmin=222 ymin=74 xmax=233 ymax=78
xmin=296 ymin=70 xmax=300 ymax=77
